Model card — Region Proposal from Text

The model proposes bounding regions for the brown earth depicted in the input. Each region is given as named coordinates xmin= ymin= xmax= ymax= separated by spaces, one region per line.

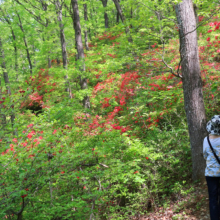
xmin=132 ymin=182 xmax=210 ymax=220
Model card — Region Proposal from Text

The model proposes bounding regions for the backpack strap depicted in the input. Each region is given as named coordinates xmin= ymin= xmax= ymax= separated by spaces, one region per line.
xmin=207 ymin=136 xmax=220 ymax=165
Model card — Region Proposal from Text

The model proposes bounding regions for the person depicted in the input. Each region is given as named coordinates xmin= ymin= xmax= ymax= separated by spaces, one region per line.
xmin=203 ymin=115 xmax=220 ymax=220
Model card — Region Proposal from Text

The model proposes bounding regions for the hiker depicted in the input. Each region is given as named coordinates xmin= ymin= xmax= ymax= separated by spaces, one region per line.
xmin=203 ymin=115 xmax=220 ymax=220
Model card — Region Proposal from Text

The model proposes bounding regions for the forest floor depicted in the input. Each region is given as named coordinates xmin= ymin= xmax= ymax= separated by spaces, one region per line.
xmin=132 ymin=182 xmax=210 ymax=220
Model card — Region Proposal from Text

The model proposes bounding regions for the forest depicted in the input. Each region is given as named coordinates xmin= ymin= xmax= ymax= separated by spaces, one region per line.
xmin=0 ymin=0 xmax=219 ymax=219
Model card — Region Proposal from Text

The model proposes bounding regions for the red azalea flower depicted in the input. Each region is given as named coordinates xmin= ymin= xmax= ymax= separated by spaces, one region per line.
xmin=12 ymin=138 xmax=18 ymax=143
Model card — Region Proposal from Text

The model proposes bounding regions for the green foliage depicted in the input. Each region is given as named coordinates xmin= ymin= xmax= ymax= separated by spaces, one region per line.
xmin=0 ymin=0 xmax=219 ymax=219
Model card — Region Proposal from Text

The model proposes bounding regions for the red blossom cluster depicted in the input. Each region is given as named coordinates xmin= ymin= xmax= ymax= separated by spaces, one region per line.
xmin=20 ymin=69 xmax=57 ymax=110
xmin=107 ymin=53 xmax=117 ymax=58
xmin=199 ymin=16 xmax=204 ymax=22
xmin=98 ymin=32 xmax=122 ymax=41
xmin=208 ymin=21 xmax=220 ymax=30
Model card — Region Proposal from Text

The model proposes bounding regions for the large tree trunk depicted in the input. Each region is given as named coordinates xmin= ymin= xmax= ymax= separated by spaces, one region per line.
xmin=17 ymin=12 xmax=33 ymax=75
xmin=101 ymin=0 xmax=109 ymax=28
xmin=175 ymin=0 xmax=207 ymax=181
xmin=116 ymin=11 xmax=120 ymax=23
xmin=83 ymin=2 xmax=89 ymax=51
xmin=71 ymin=0 xmax=90 ymax=109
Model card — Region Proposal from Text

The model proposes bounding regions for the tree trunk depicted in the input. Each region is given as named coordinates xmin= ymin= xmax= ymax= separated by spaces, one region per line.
xmin=17 ymin=12 xmax=33 ymax=75
xmin=0 ymin=38 xmax=15 ymax=134
xmin=112 ymin=0 xmax=132 ymax=42
xmin=113 ymin=0 xmax=124 ymax=22
xmin=48 ymin=56 xmax=52 ymax=68
xmin=0 ymin=38 xmax=11 ymax=95
xmin=175 ymin=0 xmax=207 ymax=181
xmin=0 ymin=79 xmax=6 ymax=127
xmin=11 ymin=29 xmax=18 ymax=72
xmin=55 ymin=0 xmax=72 ymax=98
xmin=71 ymin=0 xmax=90 ymax=109
xmin=83 ymin=2 xmax=89 ymax=51
xmin=0 ymin=8 xmax=18 ymax=72
xmin=116 ymin=11 xmax=120 ymax=23
xmin=101 ymin=0 xmax=108 ymax=28
xmin=55 ymin=0 xmax=68 ymax=69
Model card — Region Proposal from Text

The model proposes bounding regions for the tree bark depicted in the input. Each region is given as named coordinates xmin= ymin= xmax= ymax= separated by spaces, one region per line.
xmin=55 ymin=0 xmax=72 ymax=98
xmin=113 ymin=0 xmax=124 ymax=22
xmin=112 ymin=0 xmax=132 ymax=42
xmin=83 ymin=2 xmax=89 ymax=51
xmin=0 ymin=38 xmax=11 ymax=95
xmin=48 ymin=56 xmax=52 ymax=68
xmin=116 ymin=11 xmax=120 ymax=23
xmin=175 ymin=0 xmax=207 ymax=181
xmin=0 ymin=38 xmax=15 ymax=134
xmin=17 ymin=12 xmax=33 ymax=75
xmin=55 ymin=0 xmax=68 ymax=69
xmin=101 ymin=0 xmax=109 ymax=28
xmin=0 ymin=79 xmax=6 ymax=127
xmin=11 ymin=29 xmax=18 ymax=72
xmin=71 ymin=0 xmax=90 ymax=108
xmin=0 ymin=8 xmax=18 ymax=72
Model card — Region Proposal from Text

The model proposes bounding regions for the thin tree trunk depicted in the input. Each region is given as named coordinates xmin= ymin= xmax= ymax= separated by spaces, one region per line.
xmin=0 ymin=79 xmax=6 ymax=127
xmin=101 ymin=0 xmax=109 ymax=28
xmin=175 ymin=0 xmax=207 ymax=181
xmin=0 ymin=8 xmax=18 ymax=72
xmin=88 ymin=28 xmax=92 ymax=41
xmin=71 ymin=0 xmax=90 ymax=108
xmin=55 ymin=0 xmax=72 ymax=98
xmin=11 ymin=29 xmax=18 ymax=72
xmin=113 ymin=0 xmax=124 ymax=22
xmin=83 ymin=2 xmax=89 ymax=51
xmin=112 ymin=0 xmax=133 ymax=42
xmin=0 ymin=38 xmax=15 ymax=134
xmin=0 ymin=38 xmax=11 ymax=95
xmin=48 ymin=56 xmax=52 ymax=68
xmin=56 ymin=58 xmax=60 ymax=64
xmin=55 ymin=0 xmax=68 ymax=69
xmin=17 ymin=12 xmax=32 ymax=75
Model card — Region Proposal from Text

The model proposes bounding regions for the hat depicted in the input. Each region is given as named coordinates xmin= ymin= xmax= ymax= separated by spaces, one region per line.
xmin=206 ymin=115 xmax=220 ymax=135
